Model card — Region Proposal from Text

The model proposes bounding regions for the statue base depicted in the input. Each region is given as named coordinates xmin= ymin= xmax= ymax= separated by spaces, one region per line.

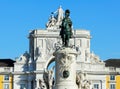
xmin=54 ymin=83 xmax=78 ymax=89
xmin=53 ymin=47 xmax=78 ymax=89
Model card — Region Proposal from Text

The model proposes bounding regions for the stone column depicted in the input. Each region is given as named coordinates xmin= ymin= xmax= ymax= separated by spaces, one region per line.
xmin=54 ymin=47 xmax=78 ymax=89
xmin=35 ymin=79 xmax=40 ymax=89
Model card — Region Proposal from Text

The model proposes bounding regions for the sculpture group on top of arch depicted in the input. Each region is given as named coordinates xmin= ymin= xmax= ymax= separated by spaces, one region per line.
xmin=46 ymin=6 xmax=64 ymax=30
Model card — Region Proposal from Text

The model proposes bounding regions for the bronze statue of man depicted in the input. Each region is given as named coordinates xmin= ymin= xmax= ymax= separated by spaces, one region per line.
xmin=60 ymin=9 xmax=73 ymax=47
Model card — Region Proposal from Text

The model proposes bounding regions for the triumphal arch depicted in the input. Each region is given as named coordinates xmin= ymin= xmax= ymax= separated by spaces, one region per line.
xmin=13 ymin=6 xmax=107 ymax=89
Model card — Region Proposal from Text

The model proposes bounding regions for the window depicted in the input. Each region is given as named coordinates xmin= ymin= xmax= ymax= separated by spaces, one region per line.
xmin=4 ymin=75 xmax=9 ymax=80
xmin=110 ymin=75 xmax=115 ymax=80
xmin=4 ymin=67 xmax=10 ymax=71
xmin=20 ymin=84 xmax=26 ymax=89
xmin=110 ymin=84 xmax=115 ymax=89
xmin=4 ymin=84 xmax=9 ymax=89
xmin=31 ymin=81 xmax=34 ymax=89
xmin=109 ymin=67 xmax=116 ymax=71
xmin=94 ymin=84 xmax=99 ymax=89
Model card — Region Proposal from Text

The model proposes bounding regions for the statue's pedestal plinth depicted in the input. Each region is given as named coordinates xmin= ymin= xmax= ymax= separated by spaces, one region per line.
xmin=54 ymin=47 xmax=78 ymax=89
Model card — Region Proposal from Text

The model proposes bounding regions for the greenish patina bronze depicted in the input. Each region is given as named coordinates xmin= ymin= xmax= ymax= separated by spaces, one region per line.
xmin=63 ymin=70 xmax=69 ymax=78
xmin=60 ymin=9 xmax=73 ymax=47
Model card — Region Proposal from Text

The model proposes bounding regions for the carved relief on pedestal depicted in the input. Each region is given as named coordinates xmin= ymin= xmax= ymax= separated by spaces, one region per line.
xmin=56 ymin=52 xmax=74 ymax=78
xmin=54 ymin=40 xmax=62 ymax=51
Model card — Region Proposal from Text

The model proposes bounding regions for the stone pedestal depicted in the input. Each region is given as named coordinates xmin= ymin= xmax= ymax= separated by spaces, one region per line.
xmin=54 ymin=47 xmax=78 ymax=89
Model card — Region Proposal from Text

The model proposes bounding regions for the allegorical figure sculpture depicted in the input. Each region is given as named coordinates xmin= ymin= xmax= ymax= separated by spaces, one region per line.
xmin=60 ymin=9 xmax=73 ymax=47
xmin=43 ymin=67 xmax=55 ymax=89
xmin=46 ymin=6 xmax=64 ymax=29
xmin=54 ymin=5 xmax=64 ymax=25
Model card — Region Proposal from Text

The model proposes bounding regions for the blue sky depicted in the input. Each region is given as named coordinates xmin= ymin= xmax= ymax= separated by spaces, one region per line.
xmin=0 ymin=0 xmax=120 ymax=60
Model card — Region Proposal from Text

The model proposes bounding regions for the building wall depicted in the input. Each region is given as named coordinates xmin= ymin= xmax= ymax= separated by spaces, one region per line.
xmin=106 ymin=75 xmax=120 ymax=89
xmin=10 ymin=75 xmax=13 ymax=89
xmin=0 ymin=75 xmax=3 ymax=89
xmin=106 ymin=75 xmax=109 ymax=89
xmin=0 ymin=74 xmax=13 ymax=89
xmin=116 ymin=75 xmax=120 ymax=89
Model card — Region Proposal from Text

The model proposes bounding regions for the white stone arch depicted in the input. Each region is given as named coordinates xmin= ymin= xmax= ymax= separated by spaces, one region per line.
xmin=43 ymin=56 xmax=55 ymax=89
xmin=44 ymin=56 xmax=55 ymax=69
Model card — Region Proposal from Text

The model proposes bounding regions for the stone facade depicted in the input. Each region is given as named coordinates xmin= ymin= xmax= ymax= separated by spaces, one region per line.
xmin=12 ymin=28 xmax=107 ymax=89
